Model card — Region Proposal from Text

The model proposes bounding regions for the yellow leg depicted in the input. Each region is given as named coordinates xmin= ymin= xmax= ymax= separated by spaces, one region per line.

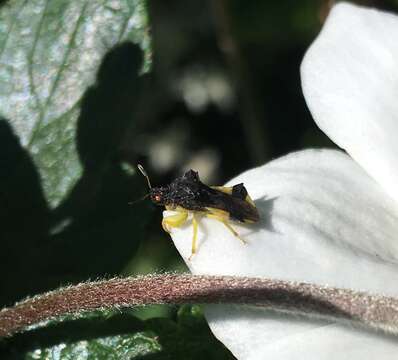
xmin=162 ymin=211 xmax=188 ymax=233
xmin=162 ymin=210 xmax=200 ymax=260
xmin=189 ymin=215 xmax=199 ymax=260
xmin=206 ymin=213 xmax=246 ymax=244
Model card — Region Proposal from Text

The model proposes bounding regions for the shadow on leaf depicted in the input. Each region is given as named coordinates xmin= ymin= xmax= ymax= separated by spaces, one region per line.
xmin=0 ymin=119 xmax=50 ymax=305
xmin=0 ymin=309 xmax=234 ymax=360
xmin=0 ymin=42 xmax=152 ymax=306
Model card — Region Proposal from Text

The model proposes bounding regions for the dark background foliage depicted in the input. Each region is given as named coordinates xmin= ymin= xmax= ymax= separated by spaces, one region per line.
xmin=1 ymin=0 xmax=398 ymax=358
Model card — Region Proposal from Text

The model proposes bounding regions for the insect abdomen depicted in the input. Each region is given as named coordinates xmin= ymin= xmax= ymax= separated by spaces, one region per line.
xmin=206 ymin=188 xmax=259 ymax=223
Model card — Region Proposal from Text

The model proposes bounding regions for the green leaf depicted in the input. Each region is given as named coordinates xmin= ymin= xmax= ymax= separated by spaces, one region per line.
xmin=0 ymin=307 xmax=235 ymax=360
xmin=0 ymin=0 xmax=150 ymax=206
xmin=0 ymin=0 xmax=152 ymax=306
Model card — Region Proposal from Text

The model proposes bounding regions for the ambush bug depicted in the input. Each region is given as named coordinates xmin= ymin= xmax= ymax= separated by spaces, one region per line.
xmin=137 ymin=165 xmax=260 ymax=258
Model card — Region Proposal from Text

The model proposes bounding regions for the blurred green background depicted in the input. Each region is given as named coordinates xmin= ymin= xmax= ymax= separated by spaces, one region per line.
xmin=1 ymin=0 xmax=398 ymax=358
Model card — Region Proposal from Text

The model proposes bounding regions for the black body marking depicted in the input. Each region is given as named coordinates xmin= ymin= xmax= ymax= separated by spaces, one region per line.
xmin=231 ymin=183 xmax=248 ymax=200
xmin=137 ymin=165 xmax=260 ymax=257
xmin=149 ymin=170 xmax=259 ymax=223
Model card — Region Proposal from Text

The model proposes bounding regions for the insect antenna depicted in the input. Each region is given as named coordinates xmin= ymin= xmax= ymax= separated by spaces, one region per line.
xmin=137 ymin=164 xmax=152 ymax=189
xmin=128 ymin=193 xmax=149 ymax=205
xmin=128 ymin=164 xmax=152 ymax=205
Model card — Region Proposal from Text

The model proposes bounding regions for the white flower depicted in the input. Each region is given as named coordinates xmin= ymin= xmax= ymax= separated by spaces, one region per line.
xmin=169 ymin=2 xmax=398 ymax=359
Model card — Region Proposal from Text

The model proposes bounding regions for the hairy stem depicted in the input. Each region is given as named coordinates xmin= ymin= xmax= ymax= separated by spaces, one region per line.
xmin=1 ymin=274 xmax=398 ymax=338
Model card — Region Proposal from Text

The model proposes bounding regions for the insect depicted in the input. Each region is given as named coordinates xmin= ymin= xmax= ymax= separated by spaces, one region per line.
xmin=138 ymin=165 xmax=260 ymax=258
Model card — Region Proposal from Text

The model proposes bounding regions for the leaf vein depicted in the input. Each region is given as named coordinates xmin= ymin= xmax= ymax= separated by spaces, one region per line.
xmin=28 ymin=0 xmax=89 ymax=148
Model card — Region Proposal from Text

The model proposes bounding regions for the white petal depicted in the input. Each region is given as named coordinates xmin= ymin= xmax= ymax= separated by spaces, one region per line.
xmin=206 ymin=306 xmax=398 ymax=360
xmin=168 ymin=149 xmax=398 ymax=359
xmin=301 ymin=2 xmax=398 ymax=203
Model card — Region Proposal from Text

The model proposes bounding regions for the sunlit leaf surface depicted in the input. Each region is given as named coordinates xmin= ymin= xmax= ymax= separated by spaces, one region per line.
xmin=0 ymin=0 xmax=150 ymax=205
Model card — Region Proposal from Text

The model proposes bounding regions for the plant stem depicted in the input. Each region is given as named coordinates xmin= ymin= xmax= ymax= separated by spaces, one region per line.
xmin=1 ymin=274 xmax=398 ymax=338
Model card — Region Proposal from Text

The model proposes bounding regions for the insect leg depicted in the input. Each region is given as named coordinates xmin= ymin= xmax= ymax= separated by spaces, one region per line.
xmin=205 ymin=212 xmax=247 ymax=244
xmin=220 ymin=220 xmax=247 ymax=244
xmin=189 ymin=214 xmax=199 ymax=260
xmin=162 ymin=210 xmax=188 ymax=233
